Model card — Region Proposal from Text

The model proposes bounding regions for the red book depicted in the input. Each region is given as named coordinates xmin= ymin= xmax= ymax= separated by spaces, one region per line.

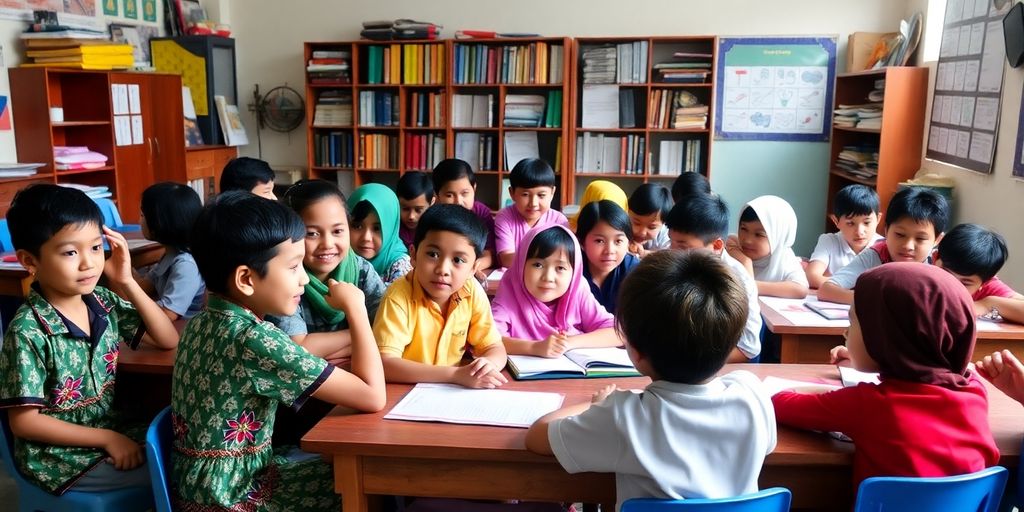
xmin=487 ymin=47 xmax=498 ymax=84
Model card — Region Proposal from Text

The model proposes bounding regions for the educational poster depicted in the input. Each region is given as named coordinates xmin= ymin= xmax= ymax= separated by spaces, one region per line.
xmin=102 ymin=0 xmax=116 ymax=15
xmin=0 ymin=0 xmax=98 ymax=24
xmin=141 ymin=0 xmax=154 ymax=21
xmin=715 ymin=37 xmax=837 ymax=141
xmin=927 ymin=0 xmax=1010 ymax=174
xmin=121 ymin=0 xmax=136 ymax=19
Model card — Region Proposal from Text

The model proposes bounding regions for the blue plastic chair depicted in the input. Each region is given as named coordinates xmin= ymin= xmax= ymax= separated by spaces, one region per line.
xmin=145 ymin=406 xmax=173 ymax=512
xmin=853 ymin=466 xmax=1008 ymax=512
xmin=0 ymin=219 xmax=13 ymax=252
xmin=93 ymin=197 xmax=141 ymax=233
xmin=0 ymin=411 xmax=153 ymax=512
xmin=620 ymin=488 xmax=792 ymax=511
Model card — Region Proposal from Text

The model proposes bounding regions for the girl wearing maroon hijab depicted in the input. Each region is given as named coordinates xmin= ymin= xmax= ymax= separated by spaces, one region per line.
xmin=773 ymin=263 xmax=1000 ymax=490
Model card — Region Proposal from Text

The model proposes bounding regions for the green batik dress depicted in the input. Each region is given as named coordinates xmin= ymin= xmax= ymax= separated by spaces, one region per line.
xmin=171 ymin=295 xmax=339 ymax=511
xmin=0 ymin=286 xmax=146 ymax=494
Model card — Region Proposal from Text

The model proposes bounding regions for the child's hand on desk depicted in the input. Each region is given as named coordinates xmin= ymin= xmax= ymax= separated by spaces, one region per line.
xmin=829 ymin=345 xmax=850 ymax=365
xmin=102 ymin=430 xmax=145 ymax=470
xmin=102 ymin=227 xmax=134 ymax=286
xmin=325 ymin=279 xmax=366 ymax=316
xmin=976 ymin=349 xmax=1024 ymax=406
xmin=454 ymin=357 xmax=508 ymax=389
xmin=535 ymin=332 xmax=569 ymax=358
xmin=592 ymin=384 xmax=617 ymax=403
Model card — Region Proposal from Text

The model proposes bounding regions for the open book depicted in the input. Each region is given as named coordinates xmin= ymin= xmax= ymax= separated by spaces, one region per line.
xmin=508 ymin=347 xmax=640 ymax=380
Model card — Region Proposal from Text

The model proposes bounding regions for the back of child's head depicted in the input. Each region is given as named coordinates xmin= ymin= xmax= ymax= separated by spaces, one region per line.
xmin=937 ymin=223 xmax=1008 ymax=282
xmin=141 ymin=182 xmax=202 ymax=252
xmin=431 ymin=158 xmax=476 ymax=192
xmin=414 ymin=203 xmax=486 ymax=256
xmin=671 ymin=172 xmax=711 ymax=203
xmin=7 ymin=184 xmax=103 ymax=255
xmin=525 ymin=225 xmax=576 ymax=265
xmin=397 ymin=171 xmax=435 ymax=202
xmin=282 ymin=179 xmax=347 ymax=217
xmin=191 ymin=191 xmax=305 ymax=295
xmin=617 ymin=250 xmax=748 ymax=384
xmin=219 ymin=157 xmax=275 ymax=192
xmin=509 ymin=158 xmax=557 ymax=189
xmin=885 ymin=187 xmax=950 ymax=234
xmin=833 ymin=184 xmax=880 ymax=218
xmin=628 ymin=183 xmax=673 ymax=219
xmin=575 ymin=199 xmax=633 ymax=243
xmin=665 ymin=193 xmax=729 ymax=244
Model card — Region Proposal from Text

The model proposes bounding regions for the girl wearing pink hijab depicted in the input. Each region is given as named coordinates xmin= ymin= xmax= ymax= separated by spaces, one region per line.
xmin=491 ymin=224 xmax=621 ymax=358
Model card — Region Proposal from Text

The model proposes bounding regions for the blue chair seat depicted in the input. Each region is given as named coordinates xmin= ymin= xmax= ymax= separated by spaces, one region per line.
xmin=145 ymin=406 xmax=173 ymax=512
xmin=621 ymin=487 xmax=792 ymax=511
xmin=854 ymin=466 xmax=1008 ymax=512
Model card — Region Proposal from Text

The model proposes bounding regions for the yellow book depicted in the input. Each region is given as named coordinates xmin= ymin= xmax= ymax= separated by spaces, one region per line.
xmin=435 ymin=44 xmax=443 ymax=84
xmin=383 ymin=47 xmax=390 ymax=84
xmin=33 ymin=54 xmax=133 ymax=65
xmin=554 ymin=135 xmax=562 ymax=173
xmin=390 ymin=44 xmax=400 ymax=85
xmin=416 ymin=44 xmax=424 ymax=84
xmin=24 ymin=38 xmax=114 ymax=49
xmin=538 ymin=43 xmax=547 ymax=84
xmin=402 ymin=45 xmax=411 ymax=84
xmin=21 ymin=62 xmax=127 ymax=70
xmin=518 ymin=46 xmax=526 ymax=84
xmin=27 ymin=44 xmax=132 ymax=58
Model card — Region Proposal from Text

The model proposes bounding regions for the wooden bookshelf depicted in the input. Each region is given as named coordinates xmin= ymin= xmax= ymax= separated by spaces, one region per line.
xmin=826 ymin=66 xmax=928 ymax=231
xmin=568 ymin=36 xmax=717 ymax=202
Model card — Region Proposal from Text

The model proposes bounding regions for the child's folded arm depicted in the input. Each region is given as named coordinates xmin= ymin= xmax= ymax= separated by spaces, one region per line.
xmin=805 ymin=259 xmax=830 ymax=289
xmin=757 ymin=279 xmax=809 ymax=299
xmin=380 ymin=355 xmax=459 ymax=384
xmin=977 ymin=294 xmax=1024 ymax=325
xmin=771 ymin=386 xmax=861 ymax=434
xmin=817 ymin=280 xmax=854 ymax=304
xmin=566 ymin=328 xmax=622 ymax=350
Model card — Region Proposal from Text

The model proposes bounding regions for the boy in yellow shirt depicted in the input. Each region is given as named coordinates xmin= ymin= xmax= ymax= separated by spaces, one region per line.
xmin=374 ymin=204 xmax=508 ymax=388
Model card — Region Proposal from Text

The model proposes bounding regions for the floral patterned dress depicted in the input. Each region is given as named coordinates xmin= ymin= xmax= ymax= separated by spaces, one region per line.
xmin=0 ymin=286 xmax=145 ymax=494
xmin=171 ymin=295 xmax=339 ymax=511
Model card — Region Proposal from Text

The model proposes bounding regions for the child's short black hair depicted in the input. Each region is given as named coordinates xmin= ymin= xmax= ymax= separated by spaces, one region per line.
xmin=141 ymin=182 xmax=203 ymax=252
xmin=414 ymin=203 xmax=486 ymax=257
xmin=432 ymin=159 xmax=476 ymax=192
xmin=509 ymin=158 xmax=557 ymax=189
xmin=576 ymin=200 xmax=633 ymax=243
xmin=617 ymin=250 xmax=748 ymax=384
xmin=885 ymin=186 xmax=950 ymax=234
xmin=191 ymin=191 xmax=305 ymax=295
xmin=397 ymin=171 xmax=435 ymax=202
xmin=525 ymin=226 xmax=576 ymax=267
xmin=7 ymin=184 xmax=103 ymax=256
xmin=671 ymin=172 xmax=711 ymax=203
xmin=282 ymin=179 xmax=347 ymax=217
xmin=833 ymin=184 xmax=880 ymax=218
xmin=937 ymin=223 xmax=1008 ymax=282
xmin=628 ymin=183 xmax=673 ymax=219
xmin=739 ymin=206 xmax=759 ymax=223
xmin=219 ymin=157 xmax=275 ymax=193
xmin=665 ymin=193 xmax=729 ymax=244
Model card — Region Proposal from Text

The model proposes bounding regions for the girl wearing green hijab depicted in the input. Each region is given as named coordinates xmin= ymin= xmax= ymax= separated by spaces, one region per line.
xmin=348 ymin=183 xmax=413 ymax=285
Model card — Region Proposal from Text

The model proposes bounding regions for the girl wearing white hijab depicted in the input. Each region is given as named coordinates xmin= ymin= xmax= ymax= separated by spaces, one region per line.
xmin=726 ymin=195 xmax=810 ymax=298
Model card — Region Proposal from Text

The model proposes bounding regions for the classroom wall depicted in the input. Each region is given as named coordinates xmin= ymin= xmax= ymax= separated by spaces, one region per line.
xmin=229 ymin=0 xmax=910 ymax=255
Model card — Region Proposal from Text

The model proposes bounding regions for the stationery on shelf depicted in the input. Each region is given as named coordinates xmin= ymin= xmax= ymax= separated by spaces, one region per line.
xmin=580 ymin=84 xmax=619 ymax=129
xmin=507 ymin=347 xmax=640 ymax=380
xmin=0 ymin=163 xmax=44 ymax=178
xmin=384 ymin=383 xmax=565 ymax=428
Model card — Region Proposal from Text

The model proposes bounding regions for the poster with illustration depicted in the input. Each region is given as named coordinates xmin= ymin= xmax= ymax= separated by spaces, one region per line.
xmin=715 ymin=37 xmax=836 ymax=141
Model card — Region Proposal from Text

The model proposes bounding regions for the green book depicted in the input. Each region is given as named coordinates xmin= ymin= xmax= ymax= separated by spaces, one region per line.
xmin=368 ymin=46 xmax=382 ymax=84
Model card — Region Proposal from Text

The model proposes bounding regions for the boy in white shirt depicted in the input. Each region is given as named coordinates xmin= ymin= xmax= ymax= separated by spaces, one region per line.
xmin=525 ymin=250 xmax=776 ymax=511
xmin=805 ymin=185 xmax=883 ymax=289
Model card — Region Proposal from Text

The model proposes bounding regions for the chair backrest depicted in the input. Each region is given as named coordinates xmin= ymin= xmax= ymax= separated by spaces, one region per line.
xmin=854 ymin=466 xmax=1008 ymax=512
xmin=620 ymin=488 xmax=792 ymax=511
xmin=0 ymin=219 xmax=13 ymax=252
xmin=93 ymin=198 xmax=124 ymax=228
xmin=145 ymin=406 xmax=173 ymax=512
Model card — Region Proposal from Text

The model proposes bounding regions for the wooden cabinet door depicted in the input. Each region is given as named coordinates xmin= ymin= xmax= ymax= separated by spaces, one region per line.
xmin=109 ymin=73 xmax=153 ymax=223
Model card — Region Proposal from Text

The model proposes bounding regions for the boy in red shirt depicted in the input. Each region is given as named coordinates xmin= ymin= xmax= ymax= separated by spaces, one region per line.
xmin=935 ymin=223 xmax=1024 ymax=324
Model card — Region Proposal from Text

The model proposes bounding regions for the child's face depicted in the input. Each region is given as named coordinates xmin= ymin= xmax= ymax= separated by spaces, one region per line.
xmin=437 ymin=177 xmax=476 ymax=210
xmin=884 ymin=217 xmax=942 ymax=263
xmin=669 ymin=230 xmax=720 ymax=254
xmin=524 ymin=249 xmax=573 ymax=304
xmin=243 ymin=239 xmax=308 ymax=317
xmin=510 ymin=186 xmax=556 ymax=225
xmin=300 ymin=197 xmax=351 ymax=280
xmin=831 ymin=212 xmax=880 ymax=253
xmin=934 ymin=258 xmax=984 ymax=295
xmin=737 ymin=220 xmax=771 ymax=261
xmin=583 ymin=221 xmax=630 ymax=275
xmin=414 ymin=230 xmax=478 ymax=306
xmin=399 ymin=194 xmax=433 ymax=231
xmin=251 ymin=180 xmax=277 ymax=201
xmin=20 ymin=222 xmax=105 ymax=300
xmin=351 ymin=209 xmax=383 ymax=261
xmin=844 ymin=304 xmax=879 ymax=373
xmin=629 ymin=211 xmax=663 ymax=244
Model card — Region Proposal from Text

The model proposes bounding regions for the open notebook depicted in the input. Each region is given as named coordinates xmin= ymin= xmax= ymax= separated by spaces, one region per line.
xmin=508 ymin=347 xmax=640 ymax=380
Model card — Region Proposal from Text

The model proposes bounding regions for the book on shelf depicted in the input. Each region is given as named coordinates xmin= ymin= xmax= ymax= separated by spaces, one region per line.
xmin=308 ymin=49 xmax=351 ymax=84
xmin=653 ymin=51 xmax=712 ymax=83
xmin=404 ymin=133 xmax=446 ymax=171
xmin=834 ymin=144 xmax=879 ymax=180
xmin=313 ymin=90 xmax=353 ymax=127
xmin=647 ymin=90 xmax=708 ymax=130
xmin=575 ymin=133 xmax=645 ymax=174
xmin=618 ymin=89 xmax=638 ymax=128
xmin=581 ymin=84 xmax=619 ymax=129
xmin=507 ymin=347 xmax=640 ymax=380
xmin=453 ymin=41 xmax=563 ymax=85
xmin=358 ymin=133 xmax=398 ymax=169
xmin=408 ymin=91 xmax=445 ymax=127
xmin=364 ymin=44 xmax=443 ymax=85
xmin=215 ymin=96 xmax=249 ymax=147
xmin=0 ymin=163 xmax=43 ymax=178
xmin=314 ymin=132 xmax=355 ymax=168
xmin=182 ymin=86 xmax=204 ymax=147
xmin=358 ymin=91 xmax=400 ymax=127
xmin=452 ymin=94 xmax=494 ymax=128
xmin=655 ymin=139 xmax=703 ymax=175
xmin=504 ymin=131 xmax=539 ymax=170
xmin=454 ymin=132 xmax=497 ymax=172
xmin=504 ymin=94 xmax=545 ymax=127
xmin=543 ymin=90 xmax=563 ymax=128
xmin=581 ymin=41 xmax=648 ymax=85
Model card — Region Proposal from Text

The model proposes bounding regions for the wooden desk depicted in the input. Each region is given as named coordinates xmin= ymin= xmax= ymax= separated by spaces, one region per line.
xmin=760 ymin=297 xmax=1024 ymax=363
xmin=301 ymin=364 xmax=1023 ymax=511
xmin=118 ymin=342 xmax=176 ymax=375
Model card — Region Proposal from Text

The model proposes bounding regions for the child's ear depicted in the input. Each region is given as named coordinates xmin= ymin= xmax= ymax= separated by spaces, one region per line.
xmin=507 ymin=186 xmax=514 ymax=199
xmin=711 ymin=238 xmax=725 ymax=253
xmin=829 ymin=214 xmax=840 ymax=229
xmin=934 ymin=232 xmax=945 ymax=246
xmin=16 ymin=249 xmax=38 ymax=276
xmin=233 ymin=266 xmax=256 ymax=297
xmin=428 ymin=196 xmax=436 ymax=205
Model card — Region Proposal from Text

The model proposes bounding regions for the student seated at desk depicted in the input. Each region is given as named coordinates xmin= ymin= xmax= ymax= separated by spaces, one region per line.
xmin=670 ymin=170 xmax=711 ymax=203
xmin=526 ymin=251 xmax=776 ymax=509
xmin=432 ymin=159 xmax=497 ymax=272
xmin=935 ymin=223 xmax=1024 ymax=324
xmin=492 ymin=224 xmax=619 ymax=358
xmin=219 ymin=156 xmax=277 ymax=200
xmin=775 ymin=263 xmax=999 ymax=491
xmin=397 ymin=171 xmax=435 ymax=251
xmin=348 ymin=183 xmax=413 ymax=285
xmin=495 ymin=158 xmax=568 ymax=269
xmin=576 ymin=199 xmax=639 ymax=314
xmin=627 ymin=183 xmax=672 ymax=258
xmin=567 ymin=179 xmax=627 ymax=231
xmin=818 ymin=187 xmax=949 ymax=304
xmin=726 ymin=195 xmax=809 ymax=299
xmin=172 ymin=192 xmax=385 ymax=511
xmin=665 ymin=193 xmax=762 ymax=362
xmin=0 ymin=184 xmax=178 ymax=496
xmin=136 ymin=182 xmax=206 ymax=321
xmin=374 ymin=204 xmax=508 ymax=389
xmin=805 ymin=184 xmax=883 ymax=289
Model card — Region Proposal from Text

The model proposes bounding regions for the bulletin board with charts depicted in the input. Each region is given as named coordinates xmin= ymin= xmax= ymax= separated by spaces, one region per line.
xmin=926 ymin=0 xmax=1010 ymax=174
xmin=715 ymin=37 xmax=837 ymax=141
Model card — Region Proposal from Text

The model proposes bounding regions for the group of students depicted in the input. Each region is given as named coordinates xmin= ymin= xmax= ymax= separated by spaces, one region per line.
xmin=1 ymin=152 xmax=1023 ymax=511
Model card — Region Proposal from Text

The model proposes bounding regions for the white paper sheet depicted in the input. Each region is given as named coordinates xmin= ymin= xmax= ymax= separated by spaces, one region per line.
xmin=957 ymin=25 xmax=972 ymax=56
xmin=960 ymin=97 xmax=976 ymax=126
xmin=114 ymin=116 xmax=131 ymax=146
xmin=130 ymin=115 xmax=143 ymax=145
xmin=111 ymin=84 xmax=129 ymax=116
xmin=953 ymin=61 xmax=967 ymax=91
xmin=969 ymin=131 xmax=994 ymax=163
xmin=581 ymin=84 xmax=619 ymax=129
xmin=503 ymin=131 xmax=540 ymax=171
xmin=838 ymin=366 xmax=881 ymax=387
xmin=964 ymin=60 xmax=980 ymax=91
xmin=956 ymin=130 xmax=971 ymax=158
xmin=969 ymin=22 xmax=986 ymax=55
xmin=128 ymin=84 xmax=141 ymax=114
xmin=978 ymin=21 xmax=1005 ymax=93
xmin=973 ymin=97 xmax=1000 ymax=131
xmin=384 ymin=383 xmax=565 ymax=428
